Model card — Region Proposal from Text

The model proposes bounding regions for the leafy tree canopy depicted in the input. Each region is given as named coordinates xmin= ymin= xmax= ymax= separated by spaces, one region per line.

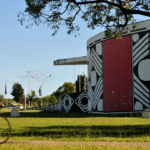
xmin=26 ymin=90 xmax=37 ymax=102
xmin=19 ymin=0 xmax=150 ymax=37
xmin=52 ymin=82 xmax=75 ymax=100
xmin=0 ymin=95 xmax=14 ymax=106
xmin=49 ymin=95 xmax=57 ymax=104
xmin=11 ymin=83 xmax=24 ymax=103
xmin=42 ymin=95 xmax=57 ymax=105
xmin=0 ymin=95 xmax=4 ymax=101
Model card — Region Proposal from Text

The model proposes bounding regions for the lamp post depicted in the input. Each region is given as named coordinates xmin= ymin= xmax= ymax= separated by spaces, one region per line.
xmin=38 ymin=74 xmax=52 ymax=97
xmin=27 ymin=71 xmax=32 ymax=95
xmin=32 ymin=74 xmax=52 ymax=108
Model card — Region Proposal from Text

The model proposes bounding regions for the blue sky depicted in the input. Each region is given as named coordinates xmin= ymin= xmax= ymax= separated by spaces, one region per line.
xmin=0 ymin=0 xmax=101 ymax=98
xmin=0 ymin=0 xmax=148 ymax=98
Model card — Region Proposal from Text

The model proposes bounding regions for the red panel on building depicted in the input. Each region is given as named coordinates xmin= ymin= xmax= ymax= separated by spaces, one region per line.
xmin=103 ymin=36 xmax=133 ymax=112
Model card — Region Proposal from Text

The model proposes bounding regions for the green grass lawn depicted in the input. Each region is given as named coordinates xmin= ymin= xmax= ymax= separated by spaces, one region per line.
xmin=0 ymin=109 xmax=149 ymax=142
xmin=0 ymin=109 xmax=150 ymax=149
xmin=0 ymin=144 xmax=149 ymax=150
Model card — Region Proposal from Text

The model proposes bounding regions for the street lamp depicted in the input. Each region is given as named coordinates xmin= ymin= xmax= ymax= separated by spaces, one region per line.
xmin=31 ymin=74 xmax=52 ymax=108
xmin=27 ymin=71 xmax=32 ymax=95
xmin=38 ymin=74 xmax=52 ymax=97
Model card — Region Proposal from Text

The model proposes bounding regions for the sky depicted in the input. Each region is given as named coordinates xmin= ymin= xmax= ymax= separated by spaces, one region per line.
xmin=0 ymin=0 xmax=101 ymax=98
xmin=0 ymin=0 xmax=149 ymax=98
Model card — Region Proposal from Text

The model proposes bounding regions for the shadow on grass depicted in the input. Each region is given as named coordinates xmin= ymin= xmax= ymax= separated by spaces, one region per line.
xmin=11 ymin=124 xmax=150 ymax=138
xmin=2 ymin=111 xmax=142 ymax=118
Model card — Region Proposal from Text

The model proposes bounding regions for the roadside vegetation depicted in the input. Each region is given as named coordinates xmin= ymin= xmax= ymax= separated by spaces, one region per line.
xmin=0 ymin=82 xmax=75 ymax=110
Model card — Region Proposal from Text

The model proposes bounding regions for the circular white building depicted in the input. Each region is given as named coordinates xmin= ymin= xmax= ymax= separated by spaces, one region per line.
xmin=54 ymin=20 xmax=150 ymax=113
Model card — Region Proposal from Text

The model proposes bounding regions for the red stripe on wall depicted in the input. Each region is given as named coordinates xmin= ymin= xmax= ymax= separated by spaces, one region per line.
xmin=103 ymin=36 xmax=133 ymax=112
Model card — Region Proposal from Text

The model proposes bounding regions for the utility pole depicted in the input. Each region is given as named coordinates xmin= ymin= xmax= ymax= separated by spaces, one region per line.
xmin=27 ymin=71 xmax=31 ymax=95
xmin=27 ymin=71 xmax=32 ymax=108
xmin=23 ymin=95 xmax=26 ymax=110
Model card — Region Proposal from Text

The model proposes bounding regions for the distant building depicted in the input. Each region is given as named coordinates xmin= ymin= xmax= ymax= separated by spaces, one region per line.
xmin=10 ymin=102 xmax=23 ymax=109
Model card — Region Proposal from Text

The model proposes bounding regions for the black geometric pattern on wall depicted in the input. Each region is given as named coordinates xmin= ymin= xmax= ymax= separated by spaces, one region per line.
xmin=88 ymin=42 xmax=103 ymax=111
xmin=56 ymin=100 xmax=63 ymax=112
xmin=132 ymin=31 xmax=150 ymax=110
xmin=62 ymin=95 xmax=74 ymax=112
xmin=75 ymin=91 xmax=88 ymax=112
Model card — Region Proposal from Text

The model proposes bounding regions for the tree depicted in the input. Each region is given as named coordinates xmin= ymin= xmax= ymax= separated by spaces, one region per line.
xmin=11 ymin=83 xmax=24 ymax=103
xmin=0 ymin=94 xmax=4 ymax=107
xmin=76 ymin=74 xmax=88 ymax=93
xmin=19 ymin=0 xmax=150 ymax=37
xmin=0 ymin=95 xmax=4 ymax=102
xmin=33 ymin=97 xmax=41 ymax=107
xmin=52 ymin=82 xmax=75 ymax=100
xmin=0 ymin=95 xmax=14 ymax=107
xmin=49 ymin=95 xmax=57 ymax=105
xmin=4 ymin=98 xmax=14 ymax=107
xmin=26 ymin=90 xmax=37 ymax=107
xmin=39 ymin=95 xmax=57 ymax=107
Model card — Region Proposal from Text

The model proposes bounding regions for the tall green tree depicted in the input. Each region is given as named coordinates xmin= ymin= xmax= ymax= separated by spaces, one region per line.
xmin=52 ymin=82 xmax=75 ymax=100
xmin=19 ymin=0 xmax=150 ymax=37
xmin=48 ymin=95 xmax=57 ymax=105
xmin=11 ymin=83 xmax=24 ymax=103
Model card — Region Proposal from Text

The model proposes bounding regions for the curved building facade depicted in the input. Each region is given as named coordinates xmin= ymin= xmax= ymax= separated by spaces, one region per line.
xmin=87 ymin=20 xmax=150 ymax=112
xmin=54 ymin=20 xmax=150 ymax=113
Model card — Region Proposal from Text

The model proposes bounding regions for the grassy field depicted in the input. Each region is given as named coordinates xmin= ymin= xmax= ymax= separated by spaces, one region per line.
xmin=1 ymin=144 xmax=150 ymax=150
xmin=0 ymin=109 xmax=150 ymax=149
xmin=7 ymin=110 xmax=150 ymax=142
xmin=0 ymin=144 xmax=149 ymax=150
